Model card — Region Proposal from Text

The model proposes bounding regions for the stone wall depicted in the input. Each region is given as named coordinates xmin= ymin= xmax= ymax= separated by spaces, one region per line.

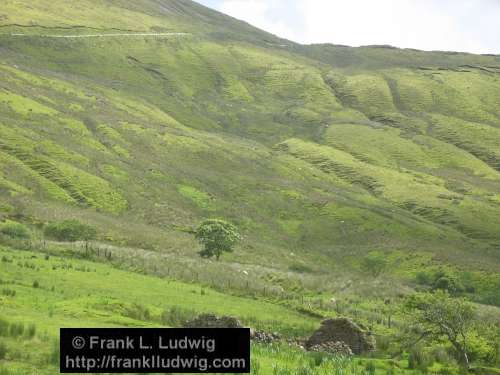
xmin=183 ymin=314 xmax=280 ymax=344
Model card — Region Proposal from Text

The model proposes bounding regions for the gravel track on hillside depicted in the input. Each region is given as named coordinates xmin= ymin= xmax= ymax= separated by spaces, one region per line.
xmin=4 ymin=32 xmax=190 ymax=38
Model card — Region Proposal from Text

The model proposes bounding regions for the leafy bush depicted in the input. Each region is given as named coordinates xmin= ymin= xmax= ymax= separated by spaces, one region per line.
xmin=361 ymin=252 xmax=388 ymax=277
xmin=467 ymin=332 xmax=495 ymax=362
xmin=0 ymin=221 xmax=30 ymax=239
xmin=415 ymin=269 xmax=465 ymax=295
xmin=432 ymin=271 xmax=464 ymax=295
xmin=415 ymin=270 xmax=434 ymax=285
xmin=44 ymin=220 xmax=97 ymax=242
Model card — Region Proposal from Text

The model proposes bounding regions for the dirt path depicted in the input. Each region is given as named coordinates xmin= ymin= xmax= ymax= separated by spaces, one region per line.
xmin=6 ymin=32 xmax=190 ymax=38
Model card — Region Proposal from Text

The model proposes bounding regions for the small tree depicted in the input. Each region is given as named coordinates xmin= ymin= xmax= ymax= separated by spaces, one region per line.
xmin=404 ymin=290 xmax=476 ymax=369
xmin=361 ymin=252 xmax=388 ymax=277
xmin=44 ymin=220 xmax=97 ymax=249
xmin=195 ymin=219 xmax=240 ymax=261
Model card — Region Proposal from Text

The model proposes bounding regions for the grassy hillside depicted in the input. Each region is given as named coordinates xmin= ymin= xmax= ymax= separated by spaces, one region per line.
xmin=0 ymin=0 xmax=499 ymax=373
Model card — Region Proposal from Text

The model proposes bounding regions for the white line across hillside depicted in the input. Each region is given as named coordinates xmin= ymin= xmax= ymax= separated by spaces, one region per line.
xmin=7 ymin=32 xmax=190 ymax=38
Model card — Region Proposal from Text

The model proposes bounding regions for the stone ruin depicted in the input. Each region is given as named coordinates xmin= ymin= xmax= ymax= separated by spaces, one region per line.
xmin=182 ymin=314 xmax=280 ymax=344
xmin=305 ymin=318 xmax=376 ymax=355
xmin=183 ymin=314 xmax=242 ymax=328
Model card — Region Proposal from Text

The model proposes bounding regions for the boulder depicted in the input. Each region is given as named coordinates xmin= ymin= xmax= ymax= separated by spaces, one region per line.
xmin=305 ymin=318 xmax=375 ymax=355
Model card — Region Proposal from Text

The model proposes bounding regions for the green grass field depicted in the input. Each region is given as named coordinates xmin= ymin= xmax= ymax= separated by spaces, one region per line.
xmin=0 ymin=245 xmax=464 ymax=374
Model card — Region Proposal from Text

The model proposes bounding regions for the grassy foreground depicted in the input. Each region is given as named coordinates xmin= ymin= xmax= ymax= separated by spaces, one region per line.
xmin=0 ymin=245 xmax=417 ymax=375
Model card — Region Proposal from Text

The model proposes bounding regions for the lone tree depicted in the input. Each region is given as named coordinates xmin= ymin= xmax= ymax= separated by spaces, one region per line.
xmin=404 ymin=290 xmax=476 ymax=369
xmin=44 ymin=219 xmax=97 ymax=250
xmin=195 ymin=219 xmax=240 ymax=261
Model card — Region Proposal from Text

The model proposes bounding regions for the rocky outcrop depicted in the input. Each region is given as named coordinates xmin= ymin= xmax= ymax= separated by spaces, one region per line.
xmin=305 ymin=318 xmax=376 ymax=355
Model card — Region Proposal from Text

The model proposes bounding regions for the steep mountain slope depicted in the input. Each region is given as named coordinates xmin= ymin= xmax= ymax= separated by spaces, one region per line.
xmin=0 ymin=0 xmax=499 ymax=301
